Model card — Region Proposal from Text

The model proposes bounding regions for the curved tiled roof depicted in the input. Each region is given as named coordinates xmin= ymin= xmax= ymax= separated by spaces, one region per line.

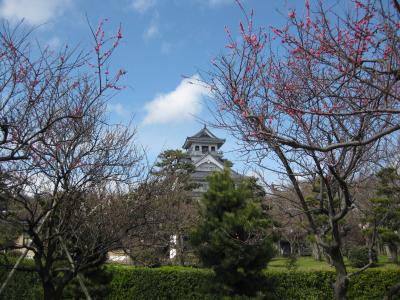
xmin=182 ymin=126 xmax=225 ymax=149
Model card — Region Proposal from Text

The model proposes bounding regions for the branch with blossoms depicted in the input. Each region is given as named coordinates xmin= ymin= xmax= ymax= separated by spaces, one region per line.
xmin=0 ymin=18 xmax=127 ymax=167
xmin=0 ymin=18 xmax=134 ymax=298
xmin=205 ymin=0 xmax=399 ymax=298
xmin=87 ymin=17 xmax=126 ymax=92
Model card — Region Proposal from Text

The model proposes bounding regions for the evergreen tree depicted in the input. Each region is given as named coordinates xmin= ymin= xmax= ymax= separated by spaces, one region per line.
xmin=124 ymin=149 xmax=198 ymax=266
xmin=152 ymin=149 xmax=195 ymax=187
xmin=366 ymin=167 xmax=400 ymax=264
xmin=190 ymin=167 xmax=275 ymax=297
xmin=0 ymin=178 xmax=20 ymax=252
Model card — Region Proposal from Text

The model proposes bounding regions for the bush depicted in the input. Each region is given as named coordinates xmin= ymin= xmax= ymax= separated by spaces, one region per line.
xmin=107 ymin=265 xmax=214 ymax=300
xmin=190 ymin=168 xmax=275 ymax=297
xmin=285 ymin=255 xmax=298 ymax=271
xmin=270 ymin=269 xmax=400 ymax=300
xmin=64 ymin=265 xmax=113 ymax=299
xmin=0 ymin=257 xmax=42 ymax=299
xmin=107 ymin=266 xmax=400 ymax=300
xmin=1 ymin=259 xmax=400 ymax=299
xmin=348 ymin=246 xmax=378 ymax=268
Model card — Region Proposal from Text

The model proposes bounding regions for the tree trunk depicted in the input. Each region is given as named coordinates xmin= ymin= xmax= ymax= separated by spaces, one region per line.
xmin=385 ymin=244 xmax=391 ymax=257
xmin=325 ymin=252 xmax=333 ymax=265
xmin=289 ymin=241 xmax=294 ymax=255
xmin=177 ymin=233 xmax=185 ymax=266
xmin=43 ymin=279 xmax=68 ymax=300
xmin=278 ymin=241 xmax=283 ymax=256
xmin=388 ymin=243 xmax=398 ymax=264
xmin=329 ymin=246 xmax=349 ymax=300
xmin=43 ymin=280 xmax=57 ymax=300
xmin=311 ymin=242 xmax=322 ymax=261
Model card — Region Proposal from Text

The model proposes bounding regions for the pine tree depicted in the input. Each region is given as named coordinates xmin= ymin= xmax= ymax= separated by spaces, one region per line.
xmin=366 ymin=167 xmax=400 ymax=264
xmin=190 ymin=167 xmax=275 ymax=297
xmin=126 ymin=149 xmax=197 ymax=266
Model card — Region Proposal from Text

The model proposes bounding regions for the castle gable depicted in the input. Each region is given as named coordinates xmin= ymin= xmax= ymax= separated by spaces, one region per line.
xmin=194 ymin=154 xmax=224 ymax=171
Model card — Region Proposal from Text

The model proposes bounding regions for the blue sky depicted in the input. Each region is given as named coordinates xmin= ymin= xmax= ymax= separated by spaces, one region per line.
xmin=0 ymin=0 xmax=307 ymax=174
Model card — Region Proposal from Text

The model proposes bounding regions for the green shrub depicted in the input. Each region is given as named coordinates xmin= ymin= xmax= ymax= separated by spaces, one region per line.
xmin=0 ymin=257 xmax=42 ymax=299
xmin=190 ymin=168 xmax=275 ymax=297
xmin=268 ymin=270 xmax=400 ymax=300
xmin=284 ymin=255 xmax=298 ymax=271
xmin=268 ymin=271 xmax=334 ymax=300
xmin=64 ymin=265 xmax=113 ymax=299
xmin=106 ymin=266 xmax=400 ymax=300
xmin=348 ymin=246 xmax=378 ymax=268
xmin=1 ymin=259 xmax=399 ymax=299
xmin=347 ymin=269 xmax=400 ymax=300
xmin=107 ymin=265 xmax=214 ymax=300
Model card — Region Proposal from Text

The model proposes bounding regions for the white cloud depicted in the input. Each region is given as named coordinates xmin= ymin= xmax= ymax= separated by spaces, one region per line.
xmin=143 ymin=22 xmax=159 ymax=39
xmin=0 ymin=0 xmax=71 ymax=26
xmin=46 ymin=37 xmax=61 ymax=50
xmin=131 ymin=0 xmax=157 ymax=13
xmin=143 ymin=11 xmax=160 ymax=40
xmin=142 ymin=75 xmax=210 ymax=125
xmin=108 ymin=103 xmax=127 ymax=116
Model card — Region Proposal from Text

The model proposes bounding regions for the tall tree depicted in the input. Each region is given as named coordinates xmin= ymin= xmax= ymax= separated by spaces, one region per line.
xmin=364 ymin=167 xmax=400 ymax=263
xmin=205 ymin=0 xmax=400 ymax=298
xmin=190 ymin=167 xmax=275 ymax=298
xmin=0 ymin=19 xmax=146 ymax=299
xmin=122 ymin=149 xmax=198 ymax=266
xmin=152 ymin=149 xmax=195 ymax=179
xmin=152 ymin=150 xmax=198 ymax=265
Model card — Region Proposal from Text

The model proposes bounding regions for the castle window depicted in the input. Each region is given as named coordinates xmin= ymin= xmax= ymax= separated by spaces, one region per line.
xmin=211 ymin=146 xmax=216 ymax=152
xmin=195 ymin=145 xmax=199 ymax=151
xmin=202 ymin=146 xmax=208 ymax=153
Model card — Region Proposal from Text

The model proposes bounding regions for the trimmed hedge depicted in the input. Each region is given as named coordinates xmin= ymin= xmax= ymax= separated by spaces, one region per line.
xmin=271 ymin=269 xmax=400 ymax=300
xmin=108 ymin=265 xmax=214 ymax=300
xmin=271 ymin=271 xmax=334 ymax=299
xmin=347 ymin=269 xmax=400 ymax=300
xmin=107 ymin=267 xmax=400 ymax=300
xmin=0 ymin=261 xmax=399 ymax=299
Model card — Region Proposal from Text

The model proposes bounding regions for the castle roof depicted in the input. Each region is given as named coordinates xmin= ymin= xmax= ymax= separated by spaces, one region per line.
xmin=182 ymin=126 xmax=225 ymax=149
xmin=191 ymin=169 xmax=243 ymax=181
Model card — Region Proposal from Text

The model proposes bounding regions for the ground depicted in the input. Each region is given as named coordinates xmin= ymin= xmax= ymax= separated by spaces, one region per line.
xmin=268 ymin=256 xmax=400 ymax=271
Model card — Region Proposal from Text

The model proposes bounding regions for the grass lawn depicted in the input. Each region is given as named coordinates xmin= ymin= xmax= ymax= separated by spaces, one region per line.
xmin=268 ymin=255 xmax=400 ymax=271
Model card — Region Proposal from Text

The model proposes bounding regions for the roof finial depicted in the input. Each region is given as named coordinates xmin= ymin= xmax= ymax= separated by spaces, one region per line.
xmin=203 ymin=124 xmax=207 ymax=129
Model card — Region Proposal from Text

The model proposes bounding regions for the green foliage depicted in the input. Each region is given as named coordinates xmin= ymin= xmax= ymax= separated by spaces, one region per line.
xmin=347 ymin=246 xmax=378 ymax=268
xmin=0 ymin=257 xmax=43 ymax=299
xmin=64 ymin=265 xmax=113 ymax=299
xmin=153 ymin=149 xmax=194 ymax=173
xmin=270 ymin=271 xmax=334 ymax=299
xmin=346 ymin=269 xmax=400 ymax=300
xmin=304 ymin=178 xmax=331 ymax=244
xmin=366 ymin=168 xmax=400 ymax=244
xmin=1 ymin=260 xmax=400 ymax=299
xmin=0 ymin=221 xmax=20 ymax=249
xmin=107 ymin=267 xmax=400 ymax=300
xmin=190 ymin=167 xmax=275 ymax=297
xmin=128 ymin=244 xmax=168 ymax=267
xmin=285 ymin=255 xmax=298 ymax=271
xmin=108 ymin=266 xmax=214 ymax=300
xmin=127 ymin=149 xmax=198 ymax=267
xmin=152 ymin=149 xmax=196 ymax=190
xmin=0 ymin=189 xmax=21 ymax=249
